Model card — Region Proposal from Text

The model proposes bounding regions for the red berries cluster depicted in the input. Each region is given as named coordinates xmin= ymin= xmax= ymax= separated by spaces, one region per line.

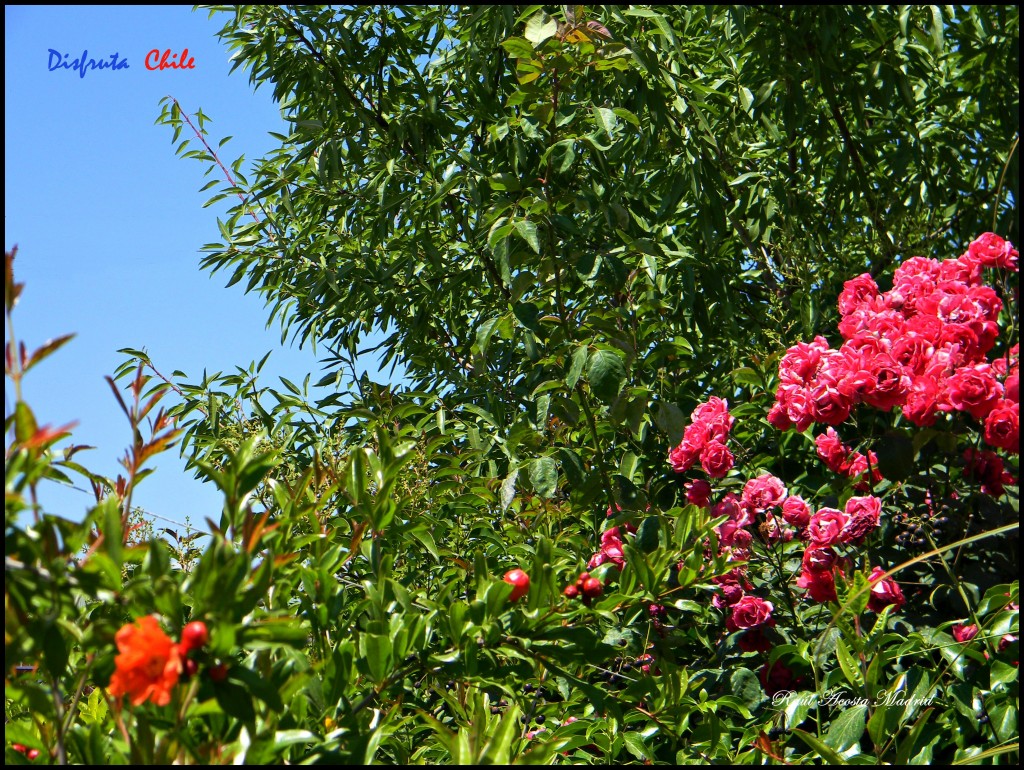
xmin=564 ymin=571 xmax=602 ymax=605
xmin=10 ymin=744 xmax=40 ymax=760
xmin=176 ymin=620 xmax=227 ymax=682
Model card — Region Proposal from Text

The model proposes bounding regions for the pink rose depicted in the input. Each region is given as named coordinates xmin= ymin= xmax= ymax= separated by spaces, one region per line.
xmin=964 ymin=448 xmax=1014 ymax=497
xmin=712 ymin=582 xmax=745 ymax=610
xmin=902 ymin=375 xmax=944 ymax=427
xmin=711 ymin=491 xmax=755 ymax=529
xmin=967 ymin=232 xmax=1018 ymax=272
xmin=691 ymin=396 xmax=734 ymax=442
xmin=782 ymin=495 xmax=812 ymax=528
xmin=802 ymin=546 xmax=839 ymax=573
xmin=946 ymin=365 xmax=1003 ymax=420
xmin=700 ymin=439 xmax=734 ymax=479
xmin=1005 ymin=366 xmax=1019 ymax=403
xmin=952 ymin=623 xmax=979 ymax=643
xmin=984 ymin=400 xmax=1019 ymax=453
xmin=838 ymin=273 xmax=881 ymax=316
xmin=807 ymin=508 xmax=849 ymax=546
xmin=741 ymin=473 xmax=787 ymax=514
xmin=867 ymin=566 xmax=905 ymax=612
xmin=939 ymin=255 xmax=984 ymax=285
xmin=685 ymin=479 xmax=713 ymax=508
xmin=861 ymin=354 xmax=912 ymax=411
xmin=761 ymin=514 xmax=793 ymax=543
xmin=767 ymin=401 xmax=793 ymax=431
xmin=796 ymin=568 xmax=838 ymax=603
xmin=726 ymin=595 xmax=775 ymax=631
xmin=842 ymin=495 xmax=882 ymax=543
xmin=816 ymin=427 xmax=854 ymax=474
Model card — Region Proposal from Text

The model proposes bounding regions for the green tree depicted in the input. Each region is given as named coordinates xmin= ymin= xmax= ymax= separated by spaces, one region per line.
xmin=164 ymin=4 xmax=1018 ymax=519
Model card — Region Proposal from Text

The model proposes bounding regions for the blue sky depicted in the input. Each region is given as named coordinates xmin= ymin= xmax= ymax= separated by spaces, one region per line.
xmin=5 ymin=6 xmax=379 ymax=531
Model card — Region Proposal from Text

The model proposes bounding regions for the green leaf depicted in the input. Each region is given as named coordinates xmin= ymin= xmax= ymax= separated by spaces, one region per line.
xmin=215 ymin=679 xmax=256 ymax=724
xmin=592 ymin=106 xmax=619 ymax=138
xmin=500 ymin=37 xmax=535 ymax=59
xmin=874 ymin=432 xmax=914 ymax=481
xmin=634 ymin=516 xmax=660 ymax=553
xmin=359 ymin=633 xmax=393 ymax=685
xmin=500 ymin=468 xmax=518 ymax=511
xmin=549 ymin=139 xmax=576 ymax=174
xmin=587 ymin=349 xmax=627 ymax=403
xmin=653 ymin=401 xmax=686 ymax=443
xmin=525 ymin=12 xmax=558 ymax=46
xmin=730 ymin=667 xmax=765 ymax=710
xmin=567 ymin=345 xmax=589 ymax=389
xmin=24 ymin=333 xmax=76 ymax=373
xmin=14 ymin=400 xmax=38 ymax=443
xmin=530 ymin=456 xmax=558 ymax=498
xmin=557 ymin=448 xmax=586 ymax=488
xmin=479 ymin=702 xmax=523 ymax=764
xmin=791 ymin=728 xmax=848 ymax=764
xmin=514 ymin=219 xmax=541 ymax=254
xmin=622 ymin=732 xmax=652 ymax=761
xmin=824 ymin=704 xmax=867 ymax=751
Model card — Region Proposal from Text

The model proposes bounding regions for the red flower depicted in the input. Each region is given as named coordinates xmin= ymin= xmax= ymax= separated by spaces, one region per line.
xmin=796 ymin=546 xmax=841 ymax=603
xmin=867 ymin=567 xmax=905 ymax=612
xmin=807 ymin=508 xmax=848 ymax=547
xmin=967 ymin=232 xmax=1018 ymax=272
xmin=797 ymin=569 xmax=837 ymax=603
xmin=108 ymin=616 xmax=182 ymax=707
xmin=952 ymin=623 xmax=979 ymax=643
xmin=984 ymin=400 xmax=1019 ymax=453
xmin=759 ymin=660 xmax=803 ymax=697
xmin=737 ymin=626 xmax=774 ymax=653
xmin=726 ymin=595 xmax=775 ymax=631
xmin=838 ymin=273 xmax=881 ymax=316
xmin=741 ymin=473 xmax=787 ymax=514
xmin=816 ymin=428 xmax=854 ymax=474
xmin=781 ymin=495 xmax=812 ymax=528
xmin=700 ymin=439 xmax=734 ymax=479
xmin=945 ymin=365 xmax=1003 ymax=420
xmin=685 ymin=479 xmax=713 ymax=508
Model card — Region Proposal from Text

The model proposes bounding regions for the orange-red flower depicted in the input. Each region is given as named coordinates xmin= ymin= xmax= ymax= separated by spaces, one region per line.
xmin=107 ymin=616 xmax=182 ymax=706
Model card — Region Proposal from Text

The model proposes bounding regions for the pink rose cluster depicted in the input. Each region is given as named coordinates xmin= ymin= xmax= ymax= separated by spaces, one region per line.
xmin=668 ymin=397 xmax=735 ymax=478
xmin=768 ymin=234 xmax=1019 ymax=458
xmin=792 ymin=494 xmax=902 ymax=608
xmin=704 ymin=473 xmax=800 ymax=651
xmin=815 ymin=427 xmax=883 ymax=487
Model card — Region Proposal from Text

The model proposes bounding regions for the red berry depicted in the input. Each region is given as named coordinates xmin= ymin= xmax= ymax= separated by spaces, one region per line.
xmin=26 ymin=750 xmax=39 ymax=760
xmin=11 ymin=744 xmax=27 ymax=754
xmin=582 ymin=577 xmax=602 ymax=599
xmin=564 ymin=585 xmax=579 ymax=599
xmin=180 ymin=621 xmax=209 ymax=653
xmin=503 ymin=569 xmax=531 ymax=602
xmin=182 ymin=658 xmax=199 ymax=679
xmin=208 ymin=662 xmax=229 ymax=682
